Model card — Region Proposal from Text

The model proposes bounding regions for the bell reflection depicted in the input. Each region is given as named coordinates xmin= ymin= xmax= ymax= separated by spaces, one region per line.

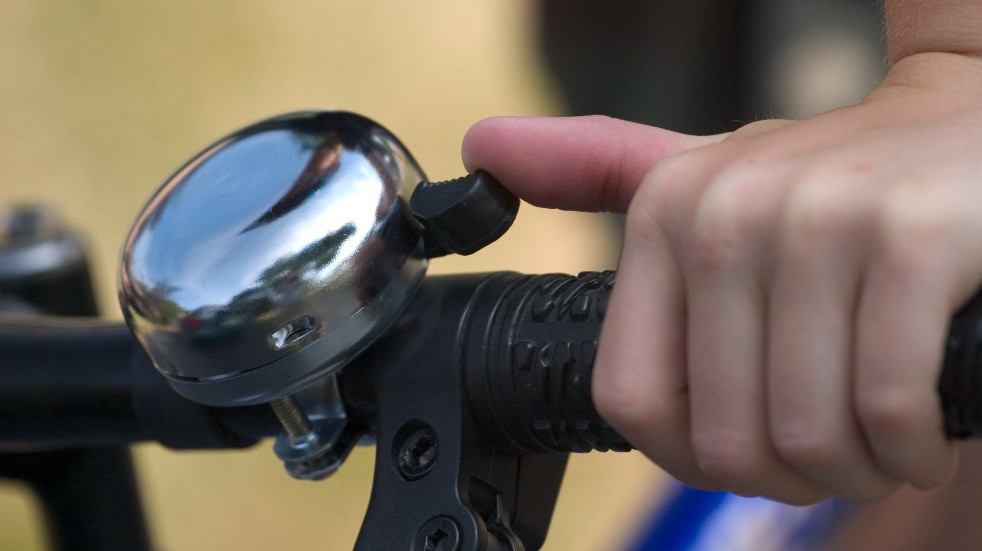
xmin=119 ymin=111 xmax=428 ymax=406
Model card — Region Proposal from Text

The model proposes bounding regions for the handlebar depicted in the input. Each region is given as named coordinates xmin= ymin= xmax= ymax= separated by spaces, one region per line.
xmin=939 ymin=282 xmax=982 ymax=438
xmin=0 ymin=317 xmax=280 ymax=451
xmin=4 ymin=269 xmax=982 ymax=549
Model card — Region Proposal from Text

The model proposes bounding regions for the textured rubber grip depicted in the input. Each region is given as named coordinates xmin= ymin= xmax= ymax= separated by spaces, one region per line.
xmin=464 ymin=271 xmax=632 ymax=454
xmin=465 ymin=269 xmax=982 ymax=453
xmin=940 ymin=290 xmax=982 ymax=438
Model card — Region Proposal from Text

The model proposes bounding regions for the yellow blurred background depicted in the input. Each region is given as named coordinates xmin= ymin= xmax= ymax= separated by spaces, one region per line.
xmin=0 ymin=2 xmax=663 ymax=549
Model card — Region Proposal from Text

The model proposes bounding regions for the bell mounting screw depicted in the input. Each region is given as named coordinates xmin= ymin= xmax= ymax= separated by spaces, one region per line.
xmin=269 ymin=394 xmax=344 ymax=481
xmin=270 ymin=396 xmax=314 ymax=438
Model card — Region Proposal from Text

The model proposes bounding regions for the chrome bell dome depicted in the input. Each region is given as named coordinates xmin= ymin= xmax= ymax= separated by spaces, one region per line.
xmin=119 ymin=111 xmax=428 ymax=406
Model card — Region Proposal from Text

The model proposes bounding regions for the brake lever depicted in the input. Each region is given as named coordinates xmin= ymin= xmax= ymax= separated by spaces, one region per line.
xmin=342 ymin=268 xmax=630 ymax=550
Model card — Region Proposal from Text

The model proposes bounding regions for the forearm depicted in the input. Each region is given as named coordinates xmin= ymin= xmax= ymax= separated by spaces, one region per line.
xmin=885 ymin=0 xmax=982 ymax=62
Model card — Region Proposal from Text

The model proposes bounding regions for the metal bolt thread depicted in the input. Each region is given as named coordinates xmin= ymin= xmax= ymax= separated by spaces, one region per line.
xmin=270 ymin=396 xmax=313 ymax=438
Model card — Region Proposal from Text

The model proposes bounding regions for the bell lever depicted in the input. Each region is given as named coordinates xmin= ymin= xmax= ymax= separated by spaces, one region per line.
xmin=410 ymin=170 xmax=519 ymax=258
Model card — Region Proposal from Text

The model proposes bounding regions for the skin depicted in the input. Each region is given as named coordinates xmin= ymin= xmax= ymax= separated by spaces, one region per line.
xmin=831 ymin=442 xmax=982 ymax=550
xmin=461 ymin=0 xmax=982 ymax=506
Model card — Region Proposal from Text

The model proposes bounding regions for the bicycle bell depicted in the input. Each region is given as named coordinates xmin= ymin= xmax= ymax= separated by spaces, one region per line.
xmin=120 ymin=111 xmax=517 ymax=407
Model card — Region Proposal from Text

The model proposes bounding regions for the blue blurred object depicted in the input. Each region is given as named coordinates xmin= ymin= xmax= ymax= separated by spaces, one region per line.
xmin=627 ymin=482 xmax=854 ymax=551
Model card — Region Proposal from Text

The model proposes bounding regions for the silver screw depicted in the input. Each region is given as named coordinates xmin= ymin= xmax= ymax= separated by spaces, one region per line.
xmin=269 ymin=395 xmax=314 ymax=439
xmin=270 ymin=395 xmax=335 ymax=480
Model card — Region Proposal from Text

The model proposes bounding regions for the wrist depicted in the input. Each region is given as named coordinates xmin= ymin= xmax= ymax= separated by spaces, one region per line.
xmin=867 ymin=51 xmax=982 ymax=112
xmin=885 ymin=0 xmax=982 ymax=64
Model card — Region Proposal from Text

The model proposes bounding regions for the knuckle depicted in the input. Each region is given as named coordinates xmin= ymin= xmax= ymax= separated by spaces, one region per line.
xmin=644 ymin=150 xmax=696 ymax=192
xmin=780 ymin=178 xmax=864 ymax=257
xmin=625 ymin=158 xmax=689 ymax=240
xmin=688 ymin=172 xmax=768 ymax=273
xmin=876 ymin=184 xmax=956 ymax=271
xmin=592 ymin=367 xmax=671 ymax=436
xmin=623 ymin=195 xmax=663 ymax=248
xmin=770 ymin=424 xmax=836 ymax=470
xmin=691 ymin=429 xmax=763 ymax=484
xmin=591 ymin=377 xmax=639 ymax=429
xmin=637 ymin=158 xmax=694 ymax=212
xmin=856 ymin=386 xmax=923 ymax=438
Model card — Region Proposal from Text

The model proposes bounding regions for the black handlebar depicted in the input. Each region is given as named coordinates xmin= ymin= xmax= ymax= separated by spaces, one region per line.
xmin=461 ymin=270 xmax=629 ymax=454
xmin=940 ymin=285 xmax=982 ymax=438
xmin=461 ymin=268 xmax=982 ymax=444
xmin=6 ymin=269 xmax=980 ymax=448
xmin=3 ymin=270 xmax=982 ymax=550
xmin=0 ymin=318 xmax=280 ymax=450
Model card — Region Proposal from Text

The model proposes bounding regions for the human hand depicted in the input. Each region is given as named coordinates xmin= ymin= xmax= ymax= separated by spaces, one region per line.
xmin=461 ymin=53 xmax=982 ymax=504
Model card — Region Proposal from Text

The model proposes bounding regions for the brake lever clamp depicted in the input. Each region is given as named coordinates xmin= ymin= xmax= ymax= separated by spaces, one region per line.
xmin=119 ymin=111 xmax=518 ymax=479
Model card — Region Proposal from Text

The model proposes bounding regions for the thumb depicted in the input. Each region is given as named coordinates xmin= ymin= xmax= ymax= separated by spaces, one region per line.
xmin=461 ymin=115 xmax=722 ymax=213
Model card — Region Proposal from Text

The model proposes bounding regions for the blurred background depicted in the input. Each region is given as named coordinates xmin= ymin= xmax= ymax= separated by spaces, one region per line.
xmin=0 ymin=1 xmax=885 ymax=549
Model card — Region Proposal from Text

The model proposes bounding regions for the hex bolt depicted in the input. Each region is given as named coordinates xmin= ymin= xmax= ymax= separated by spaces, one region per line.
xmin=396 ymin=424 xmax=439 ymax=480
xmin=412 ymin=517 xmax=460 ymax=551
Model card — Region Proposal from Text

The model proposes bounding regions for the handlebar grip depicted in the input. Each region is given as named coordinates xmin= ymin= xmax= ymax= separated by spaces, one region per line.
xmin=940 ymin=290 xmax=982 ymax=438
xmin=465 ymin=270 xmax=982 ymax=452
xmin=465 ymin=271 xmax=632 ymax=454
